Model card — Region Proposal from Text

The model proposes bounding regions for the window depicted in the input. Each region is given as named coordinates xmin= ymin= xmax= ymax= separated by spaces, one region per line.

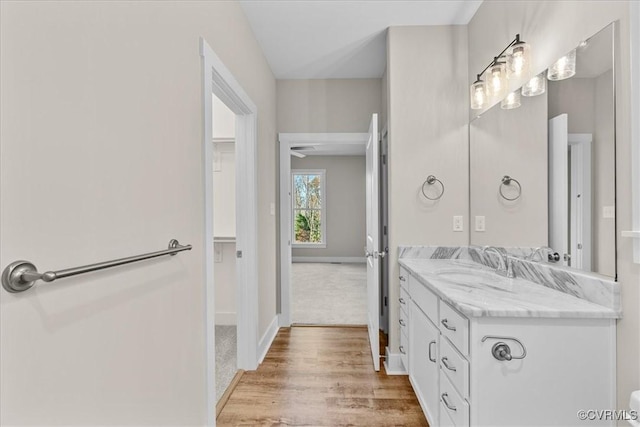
xmin=292 ymin=170 xmax=326 ymax=247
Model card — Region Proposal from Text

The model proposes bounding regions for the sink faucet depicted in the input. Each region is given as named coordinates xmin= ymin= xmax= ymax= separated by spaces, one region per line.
xmin=482 ymin=246 xmax=515 ymax=278
xmin=530 ymin=246 xmax=552 ymax=262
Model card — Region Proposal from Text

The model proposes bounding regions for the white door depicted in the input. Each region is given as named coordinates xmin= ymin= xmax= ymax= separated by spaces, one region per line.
xmin=569 ymin=134 xmax=592 ymax=271
xmin=365 ymin=113 xmax=380 ymax=371
xmin=548 ymin=114 xmax=569 ymax=266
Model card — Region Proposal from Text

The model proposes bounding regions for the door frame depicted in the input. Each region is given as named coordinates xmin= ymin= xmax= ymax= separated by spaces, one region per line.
xmin=200 ymin=38 xmax=259 ymax=425
xmin=278 ymin=133 xmax=368 ymax=326
xmin=569 ymin=133 xmax=593 ymax=270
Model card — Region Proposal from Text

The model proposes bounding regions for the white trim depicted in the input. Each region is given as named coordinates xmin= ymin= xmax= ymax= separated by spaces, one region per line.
xmin=292 ymin=256 xmax=366 ymax=263
xmin=215 ymin=312 xmax=237 ymax=325
xmin=200 ymin=37 xmax=260 ymax=426
xmin=291 ymin=169 xmax=326 ymax=248
xmin=279 ymin=133 xmax=369 ymax=327
xmin=627 ymin=1 xmax=640 ymax=263
xmin=258 ymin=315 xmax=280 ymax=364
xmin=383 ymin=347 xmax=407 ymax=375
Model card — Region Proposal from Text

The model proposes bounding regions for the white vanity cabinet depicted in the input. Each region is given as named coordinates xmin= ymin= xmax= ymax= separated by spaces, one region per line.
xmin=398 ymin=266 xmax=616 ymax=427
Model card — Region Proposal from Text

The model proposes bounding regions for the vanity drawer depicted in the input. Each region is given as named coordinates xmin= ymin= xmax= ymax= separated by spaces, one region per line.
xmin=399 ymin=286 xmax=410 ymax=317
xmin=439 ymin=301 xmax=469 ymax=356
xmin=440 ymin=334 xmax=470 ymax=399
xmin=399 ymin=267 xmax=409 ymax=292
xmin=440 ymin=371 xmax=469 ymax=427
xmin=399 ymin=326 xmax=409 ymax=370
xmin=399 ymin=308 xmax=409 ymax=337
xmin=409 ymin=275 xmax=438 ymax=323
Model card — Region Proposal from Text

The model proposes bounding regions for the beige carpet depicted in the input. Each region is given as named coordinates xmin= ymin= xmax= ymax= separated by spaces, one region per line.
xmin=291 ymin=262 xmax=367 ymax=325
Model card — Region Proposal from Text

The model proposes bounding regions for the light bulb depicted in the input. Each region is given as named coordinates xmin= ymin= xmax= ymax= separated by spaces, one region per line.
xmin=470 ymin=79 xmax=487 ymax=110
xmin=522 ymin=71 xmax=546 ymax=96
xmin=507 ymin=41 xmax=531 ymax=78
xmin=487 ymin=62 xmax=508 ymax=98
xmin=501 ymin=90 xmax=521 ymax=110
xmin=547 ymin=49 xmax=576 ymax=81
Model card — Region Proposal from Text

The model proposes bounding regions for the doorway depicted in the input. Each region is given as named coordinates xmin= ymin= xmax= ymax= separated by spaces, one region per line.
xmin=279 ymin=120 xmax=384 ymax=370
xmin=200 ymin=38 xmax=260 ymax=424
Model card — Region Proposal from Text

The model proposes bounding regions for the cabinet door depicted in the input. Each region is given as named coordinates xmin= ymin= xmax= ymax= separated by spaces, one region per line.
xmin=410 ymin=301 xmax=439 ymax=426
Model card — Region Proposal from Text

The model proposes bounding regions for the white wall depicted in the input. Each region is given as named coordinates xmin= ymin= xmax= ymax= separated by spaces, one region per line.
xmin=0 ymin=1 xmax=276 ymax=425
xmin=277 ymin=79 xmax=381 ymax=132
xmin=291 ymin=155 xmax=366 ymax=259
xmin=468 ymin=0 xmax=639 ymax=416
xmin=469 ymin=91 xmax=548 ymax=247
xmin=387 ymin=25 xmax=469 ymax=351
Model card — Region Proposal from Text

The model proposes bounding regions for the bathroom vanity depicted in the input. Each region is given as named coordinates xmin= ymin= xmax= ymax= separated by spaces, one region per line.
xmin=398 ymin=247 xmax=620 ymax=427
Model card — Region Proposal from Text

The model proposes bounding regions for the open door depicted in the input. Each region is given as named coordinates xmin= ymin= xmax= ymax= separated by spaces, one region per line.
xmin=365 ymin=113 xmax=380 ymax=371
xmin=548 ymin=114 xmax=569 ymax=266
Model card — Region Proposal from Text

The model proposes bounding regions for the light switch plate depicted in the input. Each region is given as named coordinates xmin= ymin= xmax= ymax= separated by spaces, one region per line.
xmin=475 ymin=215 xmax=486 ymax=232
xmin=603 ymin=206 xmax=615 ymax=219
xmin=270 ymin=202 xmax=276 ymax=216
xmin=453 ymin=215 xmax=464 ymax=232
xmin=214 ymin=243 xmax=223 ymax=263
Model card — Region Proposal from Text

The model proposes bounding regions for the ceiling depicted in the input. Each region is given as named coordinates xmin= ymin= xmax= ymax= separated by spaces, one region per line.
xmin=291 ymin=143 xmax=365 ymax=157
xmin=239 ymin=0 xmax=483 ymax=79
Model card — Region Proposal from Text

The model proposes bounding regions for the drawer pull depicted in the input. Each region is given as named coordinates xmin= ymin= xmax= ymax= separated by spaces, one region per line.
xmin=399 ymin=275 xmax=406 ymax=282
xmin=441 ymin=393 xmax=457 ymax=411
xmin=441 ymin=318 xmax=457 ymax=331
xmin=399 ymin=345 xmax=406 ymax=355
xmin=428 ymin=340 xmax=436 ymax=362
xmin=399 ymin=318 xmax=406 ymax=327
xmin=441 ymin=356 xmax=457 ymax=372
xmin=399 ymin=297 xmax=406 ymax=305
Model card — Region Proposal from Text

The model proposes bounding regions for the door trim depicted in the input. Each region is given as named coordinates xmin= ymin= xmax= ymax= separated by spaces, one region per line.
xmin=200 ymin=38 xmax=259 ymax=426
xmin=278 ymin=133 xmax=368 ymax=326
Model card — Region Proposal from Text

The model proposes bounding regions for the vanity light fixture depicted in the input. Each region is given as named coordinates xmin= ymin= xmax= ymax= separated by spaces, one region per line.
xmin=470 ymin=77 xmax=488 ymax=110
xmin=547 ymin=49 xmax=576 ymax=81
xmin=469 ymin=34 xmax=532 ymax=110
xmin=506 ymin=35 xmax=531 ymax=78
xmin=501 ymin=89 xmax=521 ymax=110
xmin=487 ymin=62 xmax=508 ymax=98
xmin=522 ymin=71 xmax=547 ymax=96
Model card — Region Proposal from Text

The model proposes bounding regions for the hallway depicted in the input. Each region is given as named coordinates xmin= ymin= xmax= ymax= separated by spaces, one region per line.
xmin=216 ymin=326 xmax=427 ymax=426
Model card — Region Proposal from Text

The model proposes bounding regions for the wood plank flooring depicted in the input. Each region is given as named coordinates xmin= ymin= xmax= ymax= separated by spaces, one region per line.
xmin=217 ymin=326 xmax=428 ymax=426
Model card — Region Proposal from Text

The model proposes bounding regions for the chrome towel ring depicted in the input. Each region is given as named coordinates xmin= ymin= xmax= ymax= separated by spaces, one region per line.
xmin=421 ymin=175 xmax=444 ymax=200
xmin=499 ymin=175 xmax=522 ymax=201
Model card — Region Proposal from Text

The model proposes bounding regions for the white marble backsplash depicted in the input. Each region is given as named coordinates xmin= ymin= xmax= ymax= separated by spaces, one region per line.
xmin=398 ymin=245 xmax=620 ymax=314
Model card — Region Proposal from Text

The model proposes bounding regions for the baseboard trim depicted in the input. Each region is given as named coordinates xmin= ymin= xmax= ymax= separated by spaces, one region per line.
xmin=216 ymin=369 xmax=244 ymax=418
xmin=215 ymin=312 xmax=236 ymax=325
xmin=258 ymin=315 xmax=280 ymax=364
xmin=292 ymin=256 xmax=366 ymax=263
xmin=383 ymin=347 xmax=407 ymax=375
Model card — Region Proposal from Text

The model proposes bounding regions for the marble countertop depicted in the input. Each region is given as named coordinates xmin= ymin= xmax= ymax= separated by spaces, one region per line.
xmin=398 ymin=258 xmax=620 ymax=319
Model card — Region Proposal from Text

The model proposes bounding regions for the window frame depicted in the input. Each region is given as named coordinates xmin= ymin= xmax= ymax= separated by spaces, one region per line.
xmin=291 ymin=169 xmax=327 ymax=248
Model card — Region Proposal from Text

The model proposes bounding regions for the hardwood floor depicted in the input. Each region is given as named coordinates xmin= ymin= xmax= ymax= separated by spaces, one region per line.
xmin=217 ymin=326 xmax=428 ymax=426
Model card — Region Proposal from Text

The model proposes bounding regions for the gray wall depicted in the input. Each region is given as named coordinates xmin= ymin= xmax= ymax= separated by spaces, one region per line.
xmin=468 ymin=0 xmax=638 ymax=415
xmin=387 ymin=25 xmax=470 ymax=351
xmin=291 ymin=156 xmax=366 ymax=259
xmin=277 ymin=78 xmax=382 ymax=132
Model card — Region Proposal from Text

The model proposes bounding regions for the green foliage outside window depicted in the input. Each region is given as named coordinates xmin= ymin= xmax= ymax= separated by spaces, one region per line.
xmin=293 ymin=173 xmax=323 ymax=243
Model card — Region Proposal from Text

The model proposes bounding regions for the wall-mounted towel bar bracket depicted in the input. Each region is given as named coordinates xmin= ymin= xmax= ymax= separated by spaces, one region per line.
xmin=2 ymin=239 xmax=192 ymax=293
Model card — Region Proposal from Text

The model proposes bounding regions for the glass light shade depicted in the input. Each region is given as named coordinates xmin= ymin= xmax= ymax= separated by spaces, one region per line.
xmin=487 ymin=62 xmax=508 ymax=98
xmin=547 ymin=49 xmax=577 ymax=80
xmin=507 ymin=41 xmax=531 ymax=78
xmin=522 ymin=71 xmax=547 ymax=96
xmin=501 ymin=90 xmax=521 ymax=110
xmin=470 ymin=80 xmax=487 ymax=110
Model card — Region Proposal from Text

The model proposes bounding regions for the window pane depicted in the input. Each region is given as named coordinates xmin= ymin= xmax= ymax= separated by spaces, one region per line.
xmin=294 ymin=209 xmax=323 ymax=243
xmin=293 ymin=174 xmax=322 ymax=209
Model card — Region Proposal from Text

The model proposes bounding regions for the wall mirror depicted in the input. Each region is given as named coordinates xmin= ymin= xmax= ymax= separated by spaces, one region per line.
xmin=469 ymin=22 xmax=616 ymax=278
